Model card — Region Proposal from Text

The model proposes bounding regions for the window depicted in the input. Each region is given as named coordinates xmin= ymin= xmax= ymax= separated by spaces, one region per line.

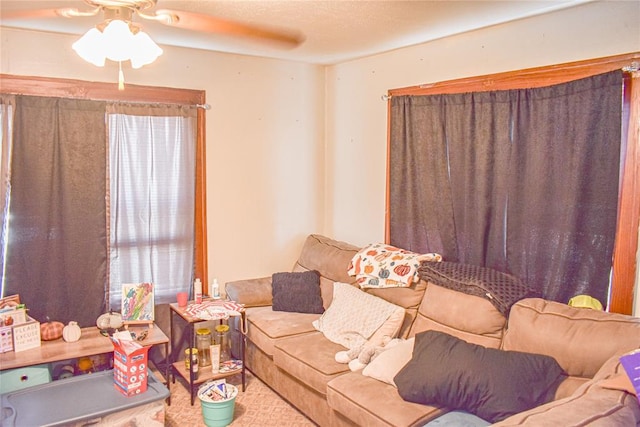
xmin=0 ymin=75 xmax=208 ymax=324
xmin=385 ymin=52 xmax=640 ymax=314
xmin=108 ymin=105 xmax=197 ymax=307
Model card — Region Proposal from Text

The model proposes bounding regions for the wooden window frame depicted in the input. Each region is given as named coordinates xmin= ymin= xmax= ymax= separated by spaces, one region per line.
xmin=0 ymin=74 xmax=209 ymax=292
xmin=385 ymin=52 xmax=640 ymax=314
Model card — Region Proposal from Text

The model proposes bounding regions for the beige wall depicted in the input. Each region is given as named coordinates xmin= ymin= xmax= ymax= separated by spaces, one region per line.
xmin=1 ymin=0 xmax=639 ymax=310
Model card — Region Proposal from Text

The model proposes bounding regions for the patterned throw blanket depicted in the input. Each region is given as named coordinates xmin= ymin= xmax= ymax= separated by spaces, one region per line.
xmin=417 ymin=261 xmax=540 ymax=316
xmin=184 ymin=300 xmax=245 ymax=320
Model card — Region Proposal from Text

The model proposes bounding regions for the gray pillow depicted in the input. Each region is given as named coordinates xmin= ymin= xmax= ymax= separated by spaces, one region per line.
xmin=395 ymin=330 xmax=565 ymax=423
xmin=271 ymin=270 xmax=324 ymax=314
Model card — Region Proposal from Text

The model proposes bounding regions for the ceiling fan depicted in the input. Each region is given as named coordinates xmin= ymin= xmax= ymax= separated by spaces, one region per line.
xmin=2 ymin=0 xmax=304 ymax=87
xmin=2 ymin=0 xmax=304 ymax=64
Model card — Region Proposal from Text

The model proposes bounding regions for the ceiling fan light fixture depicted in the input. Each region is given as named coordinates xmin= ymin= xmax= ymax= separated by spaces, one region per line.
xmin=130 ymin=30 xmax=163 ymax=69
xmin=72 ymin=27 xmax=106 ymax=66
xmin=73 ymin=17 xmax=162 ymax=68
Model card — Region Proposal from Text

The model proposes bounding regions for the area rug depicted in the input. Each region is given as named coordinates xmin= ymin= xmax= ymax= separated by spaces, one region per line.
xmin=164 ymin=371 xmax=315 ymax=426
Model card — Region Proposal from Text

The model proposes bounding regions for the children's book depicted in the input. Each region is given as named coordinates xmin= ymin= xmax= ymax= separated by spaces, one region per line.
xmin=620 ymin=350 xmax=640 ymax=403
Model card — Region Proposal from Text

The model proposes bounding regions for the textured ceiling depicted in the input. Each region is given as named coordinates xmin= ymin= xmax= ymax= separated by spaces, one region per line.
xmin=0 ymin=0 xmax=592 ymax=65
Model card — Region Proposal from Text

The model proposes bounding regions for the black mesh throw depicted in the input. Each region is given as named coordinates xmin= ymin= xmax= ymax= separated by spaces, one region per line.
xmin=418 ymin=262 xmax=540 ymax=316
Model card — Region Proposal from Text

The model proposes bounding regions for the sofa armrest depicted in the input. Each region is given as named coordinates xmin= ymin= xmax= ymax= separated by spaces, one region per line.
xmin=494 ymin=352 xmax=640 ymax=426
xmin=225 ymin=277 xmax=273 ymax=307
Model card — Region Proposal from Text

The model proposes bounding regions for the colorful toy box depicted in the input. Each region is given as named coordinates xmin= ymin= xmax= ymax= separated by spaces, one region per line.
xmin=111 ymin=338 xmax=150 ymax=397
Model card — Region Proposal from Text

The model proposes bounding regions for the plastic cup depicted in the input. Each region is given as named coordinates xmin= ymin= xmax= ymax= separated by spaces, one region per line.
xmin=177 ymin=292 xmax=188 ymax=307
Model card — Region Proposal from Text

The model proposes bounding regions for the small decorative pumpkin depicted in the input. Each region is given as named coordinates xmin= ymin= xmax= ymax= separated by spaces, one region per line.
xmin=393 ymin=263 xmax=411 ymax=277
xmin=62 ymin=321 xmax=82 ymax=343
xmin=40 ymin=321 xmax=64 ymax=341
xmin=96 ymin=311 xmax=123 ymax=330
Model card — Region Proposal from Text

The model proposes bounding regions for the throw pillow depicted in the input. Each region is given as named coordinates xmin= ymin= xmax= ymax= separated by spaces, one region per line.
xmin=313 ymin=282 xmax=404 ymax=354
xmin=362 ymin=337 xmax=415 ymax=386
xmin=394 ymin=330 xmax=566 ymax=423
xmin=348 ymin=243 xmax=441 ymax=289
xmin=271 ymin=270 xmax=324 ymax=314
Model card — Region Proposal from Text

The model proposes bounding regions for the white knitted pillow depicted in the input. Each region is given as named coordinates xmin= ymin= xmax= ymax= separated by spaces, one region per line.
xmin=312 ymin=282 xmax=404 ymax=352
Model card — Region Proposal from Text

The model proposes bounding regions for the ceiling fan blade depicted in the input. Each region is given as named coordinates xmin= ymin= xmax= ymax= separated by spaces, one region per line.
xmin=0 ymin=7 xmax=99 ymax=21
xmin=0 ymin=8 xmax=64 ymax=20
xmin=152 ymin=9 xmax=304 ymax=48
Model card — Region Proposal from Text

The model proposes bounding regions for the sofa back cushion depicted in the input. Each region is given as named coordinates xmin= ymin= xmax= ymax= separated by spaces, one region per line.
xmin=292 ymin=234 xmax=360 ymax=308
xmin=291 ymin=235 xmax=429 ymax=336
xmin=409 ymin=282 xmax=507 ymax=348
xmin=365 ymin=282 xmax=428 ymax=338
xmin=502 ymin=298 xmax=640 ymax=378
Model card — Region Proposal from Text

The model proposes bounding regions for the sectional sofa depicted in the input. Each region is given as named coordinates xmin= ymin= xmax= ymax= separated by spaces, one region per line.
xmin=226 ymin=234 xmax=640 ymax=426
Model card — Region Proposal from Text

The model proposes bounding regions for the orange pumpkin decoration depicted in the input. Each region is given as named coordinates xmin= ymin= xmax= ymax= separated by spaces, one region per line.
xmin=40 ymin=321 xmax=64 ymax=341
xmin=394 ymin=264 xmax=411 ymax=277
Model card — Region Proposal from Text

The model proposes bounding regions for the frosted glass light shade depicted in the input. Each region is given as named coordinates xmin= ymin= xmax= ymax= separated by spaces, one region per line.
xmin=130 ymin=31 xmax=164 ymax=69
xmin=72 ymin=28 xmax=106 ymax=66
xmin=73 ymin=20 xmax=163 ymax=68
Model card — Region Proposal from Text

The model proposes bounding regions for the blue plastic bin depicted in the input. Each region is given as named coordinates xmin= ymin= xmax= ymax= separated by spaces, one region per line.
xmin=0 ymin=369 xmax=168 ymax=426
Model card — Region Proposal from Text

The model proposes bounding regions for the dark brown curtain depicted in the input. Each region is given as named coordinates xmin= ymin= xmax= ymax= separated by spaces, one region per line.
xmin=389 ymin=71 xmax=622 ymax=306
xmin=4 ymin=96 xmax=108 ymax=326
xmin=506 ymin=71 xmax=622 ymax=304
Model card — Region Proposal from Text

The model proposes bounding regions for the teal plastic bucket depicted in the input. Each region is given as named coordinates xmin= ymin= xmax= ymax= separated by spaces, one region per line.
xmin=198 ymin=382 xmax=238 ymax=427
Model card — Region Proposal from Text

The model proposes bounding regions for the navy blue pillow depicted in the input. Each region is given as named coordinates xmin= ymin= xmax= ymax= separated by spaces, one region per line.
xmin=271 ymin=270 xmax=324 ymax=314
xmin=394 ymin=330 xmax=565 ymax=423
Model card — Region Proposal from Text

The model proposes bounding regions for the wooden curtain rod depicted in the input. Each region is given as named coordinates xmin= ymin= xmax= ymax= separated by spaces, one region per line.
xmin=383 ymin=51 xmax=640 ymax=98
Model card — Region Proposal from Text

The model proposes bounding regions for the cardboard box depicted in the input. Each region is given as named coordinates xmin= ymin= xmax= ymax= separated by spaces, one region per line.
xmin=111 ymin=338 xmax=150 ymax=397
xmin=0 ymin=325 xmax=13 ymax=353
xmin=12 ymin=316 xmax=41 ymax=352
xmin=0 ymin=315 xmax=41 ymax=353
xmin=0 ymin=307 xmax=27 ymax=327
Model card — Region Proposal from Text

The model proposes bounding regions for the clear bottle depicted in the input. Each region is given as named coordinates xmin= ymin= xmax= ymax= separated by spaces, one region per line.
xmin=194 ymin=278 xmax=203 ymax=304
xmin=212 ymin=278 xmax=220 ymax=299
xmin=196 ymin=328 xmax=212 ymax=367
xmin=215 ymin=323 xmax=231 ymax=364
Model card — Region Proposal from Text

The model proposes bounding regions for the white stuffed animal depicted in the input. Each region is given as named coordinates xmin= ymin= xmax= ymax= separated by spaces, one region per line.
xmin=335 ymin=336 xmax=403 ymax=371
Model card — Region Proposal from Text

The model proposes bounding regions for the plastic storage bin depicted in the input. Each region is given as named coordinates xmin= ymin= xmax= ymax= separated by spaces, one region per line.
xmin=0 ymin=369 xmax=169 ymax=426
xmin=0 ymin=363 xmax=51 ymax=394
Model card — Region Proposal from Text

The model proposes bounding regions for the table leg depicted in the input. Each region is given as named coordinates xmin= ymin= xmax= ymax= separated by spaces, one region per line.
xmin=241 ymin=311 xmax=246 ymax=391
xmin=190 ymin=322 xmax=196 ymax=405
xmin=165 ymin=340 xmax=171 ymax=405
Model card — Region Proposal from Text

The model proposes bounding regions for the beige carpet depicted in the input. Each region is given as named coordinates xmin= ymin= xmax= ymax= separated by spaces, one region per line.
xmin=164 ymin=370 xmax=315 ymax=426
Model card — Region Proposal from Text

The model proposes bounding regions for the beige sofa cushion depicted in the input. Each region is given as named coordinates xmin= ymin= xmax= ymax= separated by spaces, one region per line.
xmin=273 ymin=332 xmax=349 ymax=395
xmin=292 ymin=234 xmax=360 ymax=308
xmin=502 ymin=298 xmax=640 ymax=378
xmin=245 ymin=306 xmax=319 ymax=357
xmin=365 ymin=280 xmax=428 ymax=338
xmin=409 ymin=282 xmax=506 ymax=348
xmin=225 ymin=276 xmax=273 ymax=307
xmin=327 ymin=372 xmax=443 ymax=427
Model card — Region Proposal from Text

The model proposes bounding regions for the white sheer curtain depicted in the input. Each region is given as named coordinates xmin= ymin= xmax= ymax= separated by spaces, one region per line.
xmin=0 ymin=96 xmax=15 ymax=293
xmin=107 ymin=104 xmax=196 ymax=308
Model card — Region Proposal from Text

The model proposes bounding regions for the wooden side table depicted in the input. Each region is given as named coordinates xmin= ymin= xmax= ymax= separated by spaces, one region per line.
xmin=169 ymin=300 xmax=246 ymax=405
xmin=0 ymin=324 xmax=168 ymax=372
